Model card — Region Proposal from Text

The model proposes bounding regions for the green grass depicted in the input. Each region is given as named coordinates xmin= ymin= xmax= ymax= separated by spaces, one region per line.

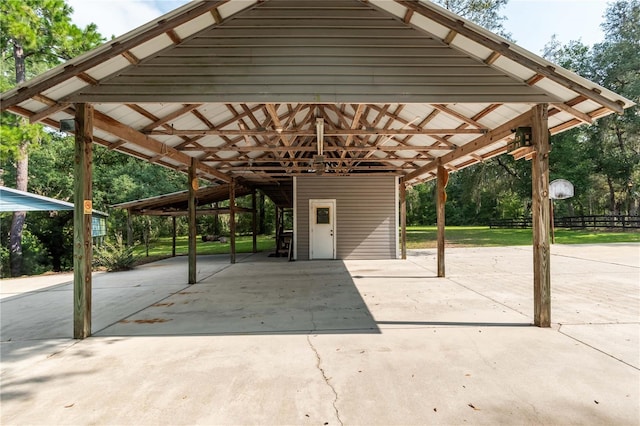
xmin=406 ymin=226 xmax=640 ymax=249
xmin=132 ymin=234 xmax=276 ymax=262
xmin=129 ymin=227 xmax=638 ymax=262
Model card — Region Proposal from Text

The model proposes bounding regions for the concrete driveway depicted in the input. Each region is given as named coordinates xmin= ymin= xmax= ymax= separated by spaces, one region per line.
xmin=1 ymin=244 xmax=638 ymax=425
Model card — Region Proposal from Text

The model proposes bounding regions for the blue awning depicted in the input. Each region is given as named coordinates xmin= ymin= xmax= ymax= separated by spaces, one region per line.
xmin=1 ymin=186 xmax=108 ymax=236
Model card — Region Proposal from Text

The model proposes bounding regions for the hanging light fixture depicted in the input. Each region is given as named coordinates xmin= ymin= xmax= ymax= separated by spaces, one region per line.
xmin=313 ymin=118 xmax=326 ymax=175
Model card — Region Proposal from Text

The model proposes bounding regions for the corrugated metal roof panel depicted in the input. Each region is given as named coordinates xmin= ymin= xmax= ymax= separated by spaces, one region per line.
xmin=130 ymin=34 xmax=174 ymax=61
xmin=492 ymin=56 xmax=538 ymax=81
xmin=174 ymin=11 xmax=216 ymax=40
xmin=408 ymin=12 xmax=450 ymax=40
xmin=42 ymin=77 xmax=89 ymax=102
xmin=451 ymin=35 xmax=493 ymax=61
xmin=85 ymin=56 xmax=132 ymax=81
xmin=534 ymin=78 xmax=584 ymax=103
xmin=219 ymin=0 xmax=259 ymax=20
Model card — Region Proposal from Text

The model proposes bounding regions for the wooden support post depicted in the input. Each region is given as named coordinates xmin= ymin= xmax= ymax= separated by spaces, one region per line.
xmin=275 ymin=206 xmax=281 ymax=256
xmin=229 ymin=179 xmax=237 ymax=264
xmin=172 ymin=216 xmax=177 ymax=257
xmin=126 ymin=209 xmax=133 ymax=247
xmin=73 ymin=103 xmax=93 ymax=339
xmin=400 ymin=179 xmax=407 ymax=260
xmin=436 ymin=164 xmax=449 ymax=277
xmin=532 ymin=103 xmax=551 ymax=327
xmin=259 ymin=192 xmax=266 ymax=235
xmin=188 ymin=158 xmax=197 ymax=284
xmin=550 ymin=201 xmax=556 ymax=244
xmin=252 ymin=190 xmax=258 ymax=253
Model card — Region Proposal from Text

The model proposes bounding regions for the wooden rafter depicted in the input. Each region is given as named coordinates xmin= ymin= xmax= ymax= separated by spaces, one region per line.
xmin=142 ymin=104 xmax=203 ymax=131
xmin=145 ymin=128 xmax=487 ymax=137
xmin=404 ymin=109 xmax=533 ymax=182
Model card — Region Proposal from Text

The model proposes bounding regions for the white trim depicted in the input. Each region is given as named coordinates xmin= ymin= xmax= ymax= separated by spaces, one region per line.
xmin=309 ymin=198 xmax=337 ymax=260
xmin=293 ymin=176 xmax=297 ymax=260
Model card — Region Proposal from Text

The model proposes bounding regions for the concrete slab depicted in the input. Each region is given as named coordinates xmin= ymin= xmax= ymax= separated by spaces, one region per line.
xmin=1 ymin=245 xmax=638 ymax=425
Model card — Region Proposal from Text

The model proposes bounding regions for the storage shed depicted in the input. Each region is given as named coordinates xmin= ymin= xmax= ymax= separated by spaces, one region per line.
xmin=0 ymin=0 xmax=634 ymax=336
xmin=295 ymin=175 xmax=398 ymax=260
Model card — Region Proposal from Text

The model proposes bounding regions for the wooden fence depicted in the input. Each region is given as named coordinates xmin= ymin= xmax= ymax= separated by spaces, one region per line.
xmin=489 ymin=215 xmax=640 ymax=230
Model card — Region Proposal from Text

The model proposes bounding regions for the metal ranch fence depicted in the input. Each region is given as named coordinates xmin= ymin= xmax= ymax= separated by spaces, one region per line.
xmin=489 ymin=215 xmax=640 ymax=230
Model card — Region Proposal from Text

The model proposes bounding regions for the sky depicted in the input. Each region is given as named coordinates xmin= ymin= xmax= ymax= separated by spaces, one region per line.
xmin=67 ymin=0 xmax=610 ymax=55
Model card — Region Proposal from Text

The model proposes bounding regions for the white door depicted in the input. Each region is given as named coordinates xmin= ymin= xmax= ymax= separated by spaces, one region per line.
xmin=309 ymin=199 xmax=336 ymax=259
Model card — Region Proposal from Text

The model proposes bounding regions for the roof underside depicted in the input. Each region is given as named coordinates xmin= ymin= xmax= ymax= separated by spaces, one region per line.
xmin=111 ymin=180 xmax=293 ymax=211
xmin=1 ymin=0 xmax=634 ymax=200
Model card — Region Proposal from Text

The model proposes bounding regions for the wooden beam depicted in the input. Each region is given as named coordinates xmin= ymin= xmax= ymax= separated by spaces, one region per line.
xmin=127 ymin=210 xmax=133 ymax=246
xmin=193 ymin=145 xmax=453 ymax=153
xmin=400 ymin=179 xmax=407 ymax=260
xmin=172 ymin=216 xmax=177 ymax=257
xmin=73 ymin=103 xmax=93 ymax=339
xmin=431 ymin=104 xmax=487 ymax=129
xmin=404 ymin=110 xmax=533 ymax=181
xmin=77 ymin=72 xmax=99 ymax=86
xmin=531 ymin=104 xmax=551 ymax=327
xmin=252 ymin=190 xmax=258 ymax=253
xmin=91 ymin=110 xmax=231 ymax=183
xmin=188 ymin=158 xmax=197 ymax=284
xmin=395 ymin=0 xmax=624 ymax=114
xmin=142 ymin=104 xmax=202 ymax=131
xmin=229 ymin=179 xmax=237 ymax=264
xmin=121 ymin=50 xmax=140 ymax=65
xmin=166 ymin=29 xmax=182 ymax=44
xmin=146 ymin=128 xmax=486 ymax=137
xmin=484 ymin=51 xmax=501 ymax=65
xmin=29 ymin=102 xmax=70 ymax=124
xmin=436 ymin=164 xmax=449 ymax=277
xmin=210 ymin=7 xmax=223 ymax=24
xmin=550 ymin=102 xmax=593 ymax=124
xmin=131 ymin=207 xmax=253 ymax=216
xmin=526 ymin=74 xmax=545 ymax=86
xmin=443 ymin=30 xmax=457 ymax=45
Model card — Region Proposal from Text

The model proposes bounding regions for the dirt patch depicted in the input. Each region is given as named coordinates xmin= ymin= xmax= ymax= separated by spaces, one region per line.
xmin=119 ymin=318 xmax=172 ymax=324
xmin=152 ymin=302 xmax=174 ymax=307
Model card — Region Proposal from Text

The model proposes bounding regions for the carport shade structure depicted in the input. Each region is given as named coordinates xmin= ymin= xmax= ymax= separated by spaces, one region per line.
xmin=0 ymin=0 xmax=634 ymax=338
xmin=110 ymin=183 xmax=260 ymax=265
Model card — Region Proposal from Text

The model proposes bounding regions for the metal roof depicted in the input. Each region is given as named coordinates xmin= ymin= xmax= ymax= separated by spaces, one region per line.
xmin=111 ymin=184 xmax=254 ymax=214
xmin=0 ymin=0 xmax=634 ymax=188
xmin=0 ymin=186 xmax=108 ymax=217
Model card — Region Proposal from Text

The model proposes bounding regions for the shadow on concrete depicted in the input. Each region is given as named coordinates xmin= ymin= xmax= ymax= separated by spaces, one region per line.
xmin=376 ymin=321 xmax=532 ymax=327
xmin=95 ymin=259 xmax=381 ymax=337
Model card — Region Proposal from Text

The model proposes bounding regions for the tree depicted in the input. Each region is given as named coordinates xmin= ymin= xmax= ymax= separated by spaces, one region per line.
xmin=434 ymin=0 xmax=510 ymax=36
xmin=543 ymin=1 xmax=639 ymax=215
xmin=0 ymin=0 xmax=103 ymax=276
xmin=590 ymin=1 xmax=639 ymax=214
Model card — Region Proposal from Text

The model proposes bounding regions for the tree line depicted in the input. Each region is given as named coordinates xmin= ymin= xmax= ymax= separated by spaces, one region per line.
xmin=1 ymin=0 xmax=638 ymax=277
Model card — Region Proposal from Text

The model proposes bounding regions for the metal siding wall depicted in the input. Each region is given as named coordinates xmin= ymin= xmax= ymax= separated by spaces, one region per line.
xmin=296 ymin=175 xmax=397 ymax=260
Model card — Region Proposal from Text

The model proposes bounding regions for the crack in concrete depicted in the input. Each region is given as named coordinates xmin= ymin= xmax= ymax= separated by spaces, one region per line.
xmin=558 ymin=324 xmax=640 ymax=371
xmin=306 ymin=335 xmax=344 ymax=426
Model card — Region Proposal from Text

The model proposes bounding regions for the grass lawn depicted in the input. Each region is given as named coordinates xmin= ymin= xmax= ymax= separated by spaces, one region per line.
xmin=132 ymin=234 xmax=276 ymax=263
xmin=406 ymin=226 xmax=640 ymax=249
xmin=130 ymin=227 xmax=638 ymax=261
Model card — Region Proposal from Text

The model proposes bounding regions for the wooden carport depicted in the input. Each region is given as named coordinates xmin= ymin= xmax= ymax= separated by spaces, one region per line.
xmin=0 ymin=0 xmax=633 ymax=338
xmin=112 ymin=184 xmax=255 ymax=264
